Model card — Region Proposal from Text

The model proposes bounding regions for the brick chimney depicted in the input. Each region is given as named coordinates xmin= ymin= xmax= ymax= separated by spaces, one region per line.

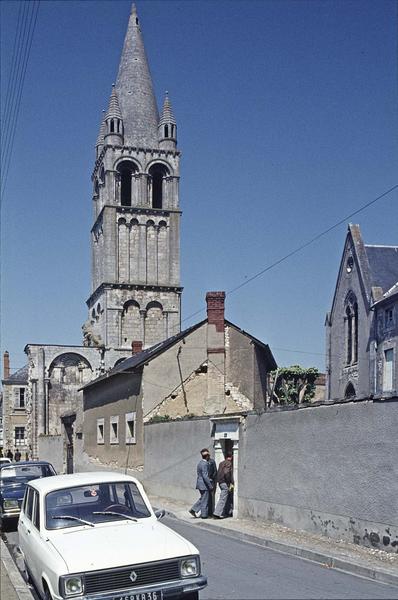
xmin=3 ymin=351 xmax=10 ymax=379
xmin=131 ymin=340 xmax=143 ymax=355
xmin=206 ymin=291 xmax=225 ymax=333
xmin=205 ymin=292 xmax=226 ymax=414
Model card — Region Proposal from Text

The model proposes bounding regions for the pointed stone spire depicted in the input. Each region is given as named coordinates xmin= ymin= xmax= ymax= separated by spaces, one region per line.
xmin=95 ymin=110 xmax=106 ymax=157
xmin=96 ymin=110 xmax=106 ymax=147
xmin=158 ymin=91 xmax=177 ymax=149
xmin=159 ymin=91 xmax=176 ymax=126
xmin=106 ymin=84 xmax=123 ymax=120
xmin=104 ymin=84 xmax=124 ymax=144
xmin=115 ymin=3 xmax=159 ymax=147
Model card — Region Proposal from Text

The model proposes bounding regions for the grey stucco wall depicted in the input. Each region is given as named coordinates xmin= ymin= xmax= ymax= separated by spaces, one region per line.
xmin=239 ymin=401 xmax=398 ymax=552
xmin=143 ymin=326 xmax=208 ymax=417
xmin=143 ymin=418 xmax=213 ymax=504
xmin=83 ymin=373 xmax=144 ymax=469
xmin=38 ymin=435 xmax=64 ymax=474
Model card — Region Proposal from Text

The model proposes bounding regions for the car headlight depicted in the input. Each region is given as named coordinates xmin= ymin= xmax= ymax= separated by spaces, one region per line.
xmin=180 ymin=557 xmax=199 ymax=578
xmin=60 ymin=574 xmax=84 ymax=597
xmin=3 ymin=500 xmax=19 ymax=509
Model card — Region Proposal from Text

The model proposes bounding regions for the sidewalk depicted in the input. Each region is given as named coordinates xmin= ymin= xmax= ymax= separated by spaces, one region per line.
xmin=150 ymin=494 xmax=398 ymax=587
xmin=0 ymin=539 xmax=33 ymax=600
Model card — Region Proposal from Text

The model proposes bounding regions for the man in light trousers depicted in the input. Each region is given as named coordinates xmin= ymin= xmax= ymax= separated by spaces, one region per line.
xmin=189 ymin=449 xmax=214 ymax=519
xmin=213 ymin=452 xmax=233 ymax=519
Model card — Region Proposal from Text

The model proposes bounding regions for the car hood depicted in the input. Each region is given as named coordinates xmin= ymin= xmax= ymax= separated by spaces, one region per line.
xmin=48 ymin=519 xmax=197 ymax=573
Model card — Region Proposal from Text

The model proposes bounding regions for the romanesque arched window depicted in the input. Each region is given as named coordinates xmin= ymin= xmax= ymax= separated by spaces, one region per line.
xmin=145 ymin=301 xmax=163 ymax=346
xmin=117 ymin=160 xmax=138 ymax=207
xmin=148 ymin=163 xmax=169 ymax=209
xmin=121 ymin=300 xmax=141 ymax=348
xmin=344 ymin=291 xmax=358 ymax=366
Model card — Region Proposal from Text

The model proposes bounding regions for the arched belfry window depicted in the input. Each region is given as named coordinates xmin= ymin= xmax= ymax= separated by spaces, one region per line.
xmin=148 ymin=163 xmax=169 ymax=209
xmin=117 ymin=161 xmax=138 ymax=207
xmin=344 ymin=291 xmax=358 ymax=366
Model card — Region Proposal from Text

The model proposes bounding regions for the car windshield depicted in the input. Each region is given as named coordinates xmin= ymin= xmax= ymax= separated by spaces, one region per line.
xmin=45 ymin=481 xmax=152 ymax=529
xmin=0 ymin=464 xmax=54 ymax=485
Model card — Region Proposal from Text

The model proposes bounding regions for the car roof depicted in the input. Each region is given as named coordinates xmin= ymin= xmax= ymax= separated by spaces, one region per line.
xmin=28 ymin=471 xmax=141 ymax=494
xmin=0 ymin=460 xmax=54 ymax=469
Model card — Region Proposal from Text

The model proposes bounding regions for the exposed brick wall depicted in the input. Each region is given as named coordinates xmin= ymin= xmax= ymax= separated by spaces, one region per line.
xmin=206 ymin=291 xmax=225 ymax=333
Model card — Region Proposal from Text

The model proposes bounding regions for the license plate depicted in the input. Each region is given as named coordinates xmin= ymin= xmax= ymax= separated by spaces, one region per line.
xmin=114 ymin=592 xmax=163 ymax=600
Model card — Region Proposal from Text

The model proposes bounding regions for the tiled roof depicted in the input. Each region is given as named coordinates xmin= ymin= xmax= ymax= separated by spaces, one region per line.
xmin=3 ymin=364 xmax=28 ymax=384
xmin=365 ymin=245 xmax=398 ymax=294
xmin=81 ymin=320 xmax=206 ymax=390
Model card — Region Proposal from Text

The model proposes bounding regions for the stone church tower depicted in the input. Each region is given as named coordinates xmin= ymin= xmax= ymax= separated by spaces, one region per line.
xmin=84 ymin=4 xmax=182 ymax=351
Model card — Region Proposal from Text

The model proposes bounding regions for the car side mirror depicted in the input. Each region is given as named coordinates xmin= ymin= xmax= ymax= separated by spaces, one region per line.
xmin=154 ymin=509 xmax=166 ymax=520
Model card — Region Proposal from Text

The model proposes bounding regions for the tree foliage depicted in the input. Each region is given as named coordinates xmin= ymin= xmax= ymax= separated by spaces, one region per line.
xmin=270 ymin=365 xmax=319 ymax=405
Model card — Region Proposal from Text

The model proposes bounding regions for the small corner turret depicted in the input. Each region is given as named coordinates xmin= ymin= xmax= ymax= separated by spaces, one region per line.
xmin=95 ymin=110 xmax=106 ymax=159
xmin=104 ymin=84 xmax=124 ymax=146
xmin=158 ymin=91 xmax=177 ymax=150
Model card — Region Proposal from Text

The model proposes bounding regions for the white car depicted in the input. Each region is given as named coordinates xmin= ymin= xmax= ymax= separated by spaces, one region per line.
xmin=18 ymin=472 xmax=207 ymax=600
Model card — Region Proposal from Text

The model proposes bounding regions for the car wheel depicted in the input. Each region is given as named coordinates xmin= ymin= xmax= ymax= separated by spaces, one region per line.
xmin=183 ymin=593 xmax=199 ymax=600
xmin=43 ymin=584 xmax=53 ymax=600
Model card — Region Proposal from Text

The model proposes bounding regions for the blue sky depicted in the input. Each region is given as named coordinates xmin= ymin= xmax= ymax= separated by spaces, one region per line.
xmin=1 ymin=0 xmax=397 ymax=376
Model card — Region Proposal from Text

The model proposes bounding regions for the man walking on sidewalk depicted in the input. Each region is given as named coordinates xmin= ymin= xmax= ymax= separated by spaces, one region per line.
xmin=213 ymin=452 xmax=234 ymax=519
xmin=189 ymin=449 xmax=213 ymax=519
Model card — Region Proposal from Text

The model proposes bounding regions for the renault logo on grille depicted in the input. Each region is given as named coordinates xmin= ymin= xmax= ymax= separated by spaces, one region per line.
xmin=130 ymin=571 xmax=138 ymax=583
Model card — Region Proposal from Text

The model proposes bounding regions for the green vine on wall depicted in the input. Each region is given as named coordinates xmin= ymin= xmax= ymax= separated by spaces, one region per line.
xmin=270 ymin=365 xmax=319 ymax=405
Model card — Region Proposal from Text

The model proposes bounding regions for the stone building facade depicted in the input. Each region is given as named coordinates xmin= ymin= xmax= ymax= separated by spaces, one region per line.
xmin=1 ymin=352 xmax=29 ymax=456
xmin=81 ymin=292 xmax=277 ymax=469
xmin=325 ymin=224 xmax=398 ymax=400
xmin=2 ymin=5 xmax=183 ymax=467
xmin=84 ymin=4 xmax=182 ymax=351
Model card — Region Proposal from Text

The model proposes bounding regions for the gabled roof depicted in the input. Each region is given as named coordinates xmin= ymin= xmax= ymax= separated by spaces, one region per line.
xmin=2 ymin=364 xmax=28 ymax=384
xmin=329 ymin=224 xmax=398 ymax=317
xmin=372 ymin=280 xmax=398 ymax=308
xmin=81 ymin=320 xmax=206 ymax=390
xmin=225 ymin=320 xmax=277 ymax=371
xmin=81 ymin=317 xmax=277 ymax=391
xmin=365 ymin=245 xmax=398 ymax=293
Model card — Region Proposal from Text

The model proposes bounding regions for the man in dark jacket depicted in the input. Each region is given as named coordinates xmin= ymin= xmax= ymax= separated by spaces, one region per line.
xmin=189 ymin=449 xmax=213 ymax=519
xmin=213 ymin=452 xmax=234 ymax=519
xmin=207 ymin=453 xmax=217 ymax=516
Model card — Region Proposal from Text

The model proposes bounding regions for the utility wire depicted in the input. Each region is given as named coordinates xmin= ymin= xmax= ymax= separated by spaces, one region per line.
xmin=178 ymin=183 xmax=398 ymax=329
xmin=1 ymin=1 xmax=40 ymax=201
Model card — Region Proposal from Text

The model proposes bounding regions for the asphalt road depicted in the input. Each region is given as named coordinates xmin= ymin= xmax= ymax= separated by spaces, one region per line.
xmin=162 ymin=516 xmax=398 ymax=600
xmin=3 ymin=518 xmax=398 ymax=600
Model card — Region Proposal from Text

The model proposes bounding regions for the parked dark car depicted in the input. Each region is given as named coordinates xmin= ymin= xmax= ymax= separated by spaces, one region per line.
xmin=0 ymin=461 xmax=56 ymax=529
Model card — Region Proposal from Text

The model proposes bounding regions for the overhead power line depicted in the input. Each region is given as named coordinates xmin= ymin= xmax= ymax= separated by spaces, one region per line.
xmin=179 ymin=183 xmax=398 ymax=328
xmin=1 ymin=1 xmax=40 ymax=202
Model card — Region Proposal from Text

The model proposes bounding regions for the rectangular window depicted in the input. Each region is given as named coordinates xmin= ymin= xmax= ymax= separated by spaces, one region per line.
xmin=125 ymin=412 xmax=136 ymax=445
xmin=383 ymin=349 xmax=394 ymax=392
xmin=385 ymin=308 xmax=394 ymax=329
xmin=110 ymin=416 xmax=119 ymax=444
xmin=14 ymin=427 xmax=25 ymax=446
xmin=96 ymin=418 xmax=105 ymax=445
xmin=13 ymin=388 xmax=26 ymax=409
